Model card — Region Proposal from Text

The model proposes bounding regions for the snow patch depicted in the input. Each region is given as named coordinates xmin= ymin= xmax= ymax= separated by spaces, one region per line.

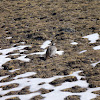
xmin=0 ymin=71 xmax=99 ymax=100
xmin=91 ymin=61 xmax=100 ymax=67
xmin=16 ymin=55 xmax=30 ymax=62
xmin=93 ymin=45 xmax=100 ymax=50
xmin=30 ymin=50 xmax=46 ymax=56
xmin=9 ymin=68 xmax=20 ymax=73
xmin=13 ymin=72 xmax=36 ymax=79
xmin=83 ymin=33 xmax=99 ymax=43
xmin=0 ymin=75 xmax=9 ymax=81
xmin=56 ymin=51 xmax=64 ymax=55
xmin=79 ymin=50 xmax=87 ymax=54
xmin=6 ymin=37 xmax=12 ymax=39
xmin=71 ymin=42 xmax=78 ymax=45
xmin=0 ymin=55 xmax=11 ymax=69
xmin=41 ymin=40 xmax=51 ymax=49
xmin=0 ymin=44 xmax=31 ymax=69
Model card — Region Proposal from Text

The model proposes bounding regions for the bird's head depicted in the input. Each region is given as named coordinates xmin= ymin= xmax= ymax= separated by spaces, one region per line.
xmin=51 ymin=40 xmax=56 ymax=46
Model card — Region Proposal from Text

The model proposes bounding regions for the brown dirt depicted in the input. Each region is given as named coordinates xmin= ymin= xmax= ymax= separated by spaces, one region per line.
xmin=64 ymin=95 xmax=80 ymax=100
xmin=62 ymin=86 xmax=87 ymax=93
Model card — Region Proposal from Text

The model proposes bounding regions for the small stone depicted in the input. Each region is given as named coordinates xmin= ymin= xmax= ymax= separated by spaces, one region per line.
xmin=52 ymin=13 xmax=56 ymax=15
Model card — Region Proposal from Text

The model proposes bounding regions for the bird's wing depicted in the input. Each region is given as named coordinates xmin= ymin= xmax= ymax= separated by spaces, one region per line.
xmin=45 ymin=46 xmax=50 ymax=59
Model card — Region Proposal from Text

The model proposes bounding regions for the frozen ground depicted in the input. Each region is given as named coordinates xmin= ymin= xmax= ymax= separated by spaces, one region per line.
xmin=0 ymin=71 xmax=100 ymax=100
xmin=0 ymin=33 xmax=100 ymax=100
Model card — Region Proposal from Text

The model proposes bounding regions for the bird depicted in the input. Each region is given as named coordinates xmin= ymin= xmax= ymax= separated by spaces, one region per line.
xmin=45 ymin=41 xmax=57 ymax=60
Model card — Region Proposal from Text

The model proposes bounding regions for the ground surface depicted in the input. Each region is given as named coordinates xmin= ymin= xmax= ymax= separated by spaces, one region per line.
xmin=0 ymin=0 xmax=100 ymax=100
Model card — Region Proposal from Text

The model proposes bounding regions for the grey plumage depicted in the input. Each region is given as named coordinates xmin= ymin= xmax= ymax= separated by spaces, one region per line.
xmin=45 ymin=42 xmax=57 ymax=60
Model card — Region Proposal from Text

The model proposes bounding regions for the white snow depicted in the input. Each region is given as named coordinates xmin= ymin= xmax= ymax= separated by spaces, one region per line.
xmin=56 ymin=51 xmax=64 ymax=55
xmin=0 ymin=55 xmax=11 ymax=69
xmin=19 ymin=50 xmax=27 ymax=52
xmin=0 ymin=75 xmax=9 ymax=81
xmin=16 ymin=45 xmax=31 ymax=50
xmin=16 ymin=55 xmax=30 ymax=62
xmin=79 ymin=50 xmax=87 ymax=54
xmin=0 ymin=47 xmax=17 ymax=55
xmin=9 ymin=68 xmax=20 ymax=73
xmin=91 ymin=61 xmax=100 ymax=67
xmin=83 ymin=33 xmax=99 ymax=43
xmin=93 ymin=45 xmax=100 ymax=50
xmin=20 ymin=42 xmax=25 ymax=44
xmin=0 ymin=45 xmax=31 ymax=55
xmin=70 ymin=41 xmax=78 ymax=45
xmin=41 ymin=40 xmax=51 ymax=49
xmin=30 ymin=50 xmax=46 ymax=55
xmin=13 ymin=72 xmax=36 ymax=79
xmin=10 ymin=53 xmax=20 ymax=56
xmin=6 ymin=37 xmax=12 ymax=39
xmin=0 ymin=44 xmax=31 ymax=69
xmin=0 ymin=71 xmax=99 ymax=100
xmin=31 ymin=50 xmax=64 ymax=56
